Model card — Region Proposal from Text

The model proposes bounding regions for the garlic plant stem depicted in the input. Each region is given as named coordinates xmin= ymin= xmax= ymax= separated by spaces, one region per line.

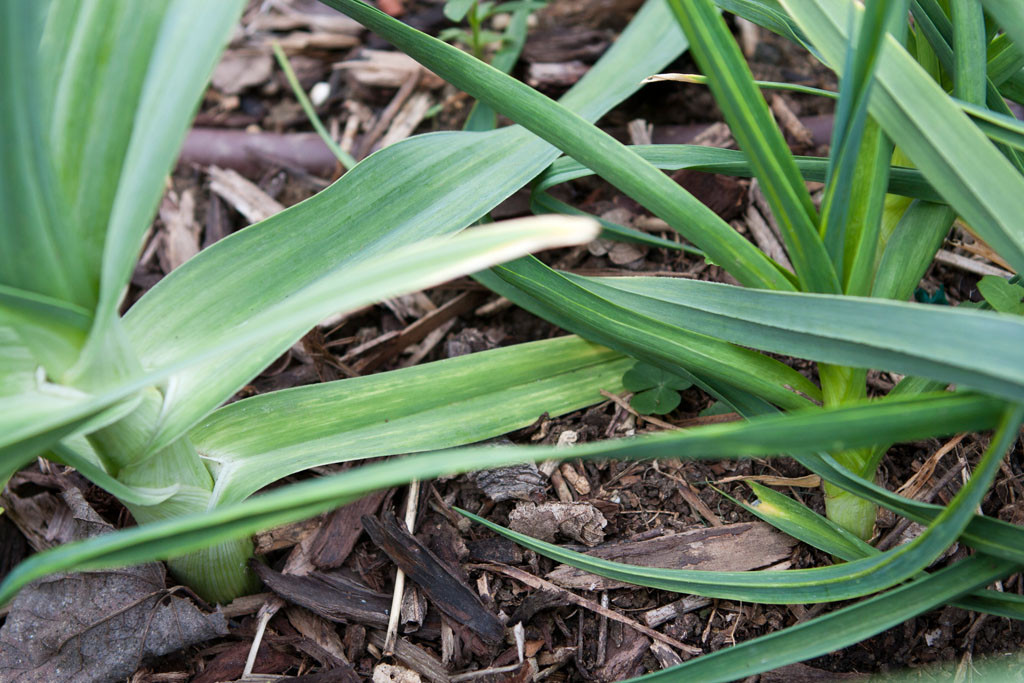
xmin=384 ymin=480 xmax=420 ymax=654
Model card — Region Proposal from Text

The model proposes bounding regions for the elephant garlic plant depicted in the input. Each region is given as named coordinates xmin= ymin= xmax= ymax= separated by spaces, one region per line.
xmin=4 ymin=0 xmax=1024 ymax=679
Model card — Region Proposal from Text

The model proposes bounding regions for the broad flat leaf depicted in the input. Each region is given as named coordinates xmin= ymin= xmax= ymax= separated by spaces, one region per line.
xmin=125 ymin=0 xmax=693 ymax=455
xmin=56 ymin=0 xmax=244 ymax=333
xmin=0 ymin=390 xmax=1002 ymax=605
xmin=0 ymin=1 xmax=91 ymax=375
xmin=782 ymin=0 xmax=1024 ymax=275
xmin=5 ymin=218 xmax=597 ymax=461
xmin=194 ymin=336 xmax=633 ymax=505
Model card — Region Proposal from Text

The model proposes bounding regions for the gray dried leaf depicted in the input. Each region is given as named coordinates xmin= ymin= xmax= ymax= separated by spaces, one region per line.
xmin=0 ymin=488 xmax=227 ymax=682
xmin=469 ymin=464 xmax=546 ymax=503
xmin=508 ymin=501 xmax=607 ymax=546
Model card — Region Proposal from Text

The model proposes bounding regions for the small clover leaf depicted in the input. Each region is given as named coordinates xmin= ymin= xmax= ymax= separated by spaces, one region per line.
xmin=622 ymin=362 xmax=692 ymax=416
xmin=977 ymin=275 xmax=1024 ymax=315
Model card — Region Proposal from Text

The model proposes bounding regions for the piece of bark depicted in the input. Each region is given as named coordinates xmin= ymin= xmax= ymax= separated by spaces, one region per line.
xmin=401 ymin=584 xmax=429 ymax=634
xmin=335 ymin=49 xmax=444 ymax=90
xmin=526 ymin=61 xmax=591 ymax=88
xmin=643 ymin=596 xmax=712 ymax=628
xmin=253 ymin=563 xmax=393 ymax=629
xmin=311 ymin=490 xmax=388 ymax=569
xmin=362 ymin=512 xmax=505 ymax=644
xmin=547 ymin=521 xmax=796 ymax=591
xmin=0 ymin=516 xmax=28 ymax=585
xmin=469 ymin=464 xmax=546 ymax=503
xmin=212 ymin=51 xmax=274 ymax=94
xmin=0 ymin=488 xmax=227 ymax=683
xmin=208 ymin=165 xmax=285 ymax=224
xmin=466 ymin=537 xmax=524 ymax=565
xmin=157 ymin=189 xmax=199 ymax=273
xmin=286 ymin=605 xmax=350 ymax=665
xmin=508 ymin=502 xmax=607 ymax=547
xmin=650 ymin=640 xmax=684 ymax=669
xmin=192 ymin=640 xmax=296 ymax=683
xmin=672 ymin=168 xmax=747 ymax=222
xmin=367 ymin=630 xmax=451 ymax=683
xmin=522 ymin=29 xmax=612 ymax=63
xmin=254 ymin=515 xmax=324 ymax=555
xmin=247 ymin=12 xmax=363 ymax=35
xmin=594 ymin=629 xmax=649 ymax=682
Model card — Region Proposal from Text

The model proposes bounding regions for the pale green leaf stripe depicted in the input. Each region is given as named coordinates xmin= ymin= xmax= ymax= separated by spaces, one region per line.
xmin=743 ymin=482 xmax=1024 ymax=620
xmin=322 ymin=0 xmax=793 ymax=291
xmin=90 ymin=0 xmax=245 ymax=331
xmin=577 ymin=276 xmax=1024 ymax=402
xmin=125 ymin=0 xmax=692 ymax=454
xmin=626 ymin=555 xmax=1014 ymax=682
xmin=781 ymin=0 xmax=1024 ymax=275
xmin=45 ymin=0 xmax=168 ymax=313
xmin=454 ymin=404 xmax=1021 ymax=604
xmin=1 ymin=218 xmax=597 ymax=458
xmin=488 ymin=258 xmax=821 ymax=410
xmin=194 ymin=336 xmax=635 ymax=505
xmin=669 ymin=0 xmax=837 ymax=293
xmin=535 ymin=146 xmax=940 ymax=202
xmin=0 ymin=391 xmax=1001 ymax=605
xmin=0 ymin=2 xmax=88 ymax=314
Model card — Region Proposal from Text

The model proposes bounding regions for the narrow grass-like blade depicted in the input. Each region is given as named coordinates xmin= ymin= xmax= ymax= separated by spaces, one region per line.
xmin=951 ymin=0 xmax=987 ymax=104
xmin=486 ymin=258 xmax=820 ymax=410
xmin=740 ymin=482 xmax=1024 ymax=620
xmin=623 ymin=555 xmax=1014 ymax=682
xmin=669 ymin=0 xmax=837 ymax=293
xmin=783 ymin=0 xmax=1024 ymax=273
xmin=454 ymin=403 xmax=1020 ymax=604
xmin=0 ymin=391 xmax=1001 ymax=605
xmin=818 ymin=1 xmax=901 ymax=289
xmin=871 ymin=201 xmax=955 ymax=301
xmin=795 ymin=451 xmax=1024 ymax=565
xmin=980 ymin=1 xmax=1024 ymax=68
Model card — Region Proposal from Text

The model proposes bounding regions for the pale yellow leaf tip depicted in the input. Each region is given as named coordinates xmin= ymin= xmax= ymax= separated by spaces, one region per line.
xmin=642 ymin=73 xmax=707 ymax=85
